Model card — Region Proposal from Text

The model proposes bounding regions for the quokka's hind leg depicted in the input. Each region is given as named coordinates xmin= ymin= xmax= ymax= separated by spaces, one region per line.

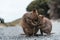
xmin=23 ymin=28 xmax=29 ymax=36
xmin=23 ymin=28 xmax=33 ymax=37
xmin=44 ymin=30 xmax=52 ymax=36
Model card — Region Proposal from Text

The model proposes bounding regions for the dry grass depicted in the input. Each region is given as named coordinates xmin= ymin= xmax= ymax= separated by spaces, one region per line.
xmin=0 ymin=18 xmax=22 ymax=27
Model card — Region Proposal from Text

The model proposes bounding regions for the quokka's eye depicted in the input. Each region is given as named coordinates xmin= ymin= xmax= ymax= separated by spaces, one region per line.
xmin=34 ymin=19 xmax=38 ymax=21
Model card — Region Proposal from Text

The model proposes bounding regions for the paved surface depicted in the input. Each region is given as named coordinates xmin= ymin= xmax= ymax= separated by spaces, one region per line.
xmin=0 ymin=20 xmax=60 ymax=40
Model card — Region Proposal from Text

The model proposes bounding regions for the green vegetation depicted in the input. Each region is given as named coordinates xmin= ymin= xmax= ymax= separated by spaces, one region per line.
xmin=26 ymin=0 xmax=50 ymax=18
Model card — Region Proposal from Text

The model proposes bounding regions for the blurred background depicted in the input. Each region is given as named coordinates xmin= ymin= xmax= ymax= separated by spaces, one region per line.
xmin=0 ymin=0 xmax=32 ymax=22
xmin=0 ymin=0 xmax=60 ymax=23
xmin=0 ymin=0 xmax=60 ymax=40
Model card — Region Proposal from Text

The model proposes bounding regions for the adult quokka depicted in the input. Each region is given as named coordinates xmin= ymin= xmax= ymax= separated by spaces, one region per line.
xmin=38 ymin=15 xmax=52 ymax=35
xmin=21 ymin=10 xmax=39 ymax=36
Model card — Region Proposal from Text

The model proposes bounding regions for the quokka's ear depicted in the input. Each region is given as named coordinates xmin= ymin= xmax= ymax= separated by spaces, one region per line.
xmin=32 ymin=9 xmax=36 ymax=13
xmin=32 ymin=9 xmax=38 ymax=15
xmin=39 ymin=15 xmax=44 ymax=19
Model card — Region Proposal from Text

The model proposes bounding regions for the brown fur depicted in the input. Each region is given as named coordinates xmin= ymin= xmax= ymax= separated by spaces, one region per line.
xmin=38 ymin=15 xmax=52 ymax=35
xmin=21 ymin=10 xmax=39 ymax=36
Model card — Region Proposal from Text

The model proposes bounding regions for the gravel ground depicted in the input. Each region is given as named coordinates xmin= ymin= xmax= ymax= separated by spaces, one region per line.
xmin=0 ymin=20 xmax=60 ymax=40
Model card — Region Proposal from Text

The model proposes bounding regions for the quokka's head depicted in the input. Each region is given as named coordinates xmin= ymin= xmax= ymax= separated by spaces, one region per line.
xmin=31 ymin=9 xmax=38 ymax=20
xmin=38 ymin=15 xmax=44 ymax=23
